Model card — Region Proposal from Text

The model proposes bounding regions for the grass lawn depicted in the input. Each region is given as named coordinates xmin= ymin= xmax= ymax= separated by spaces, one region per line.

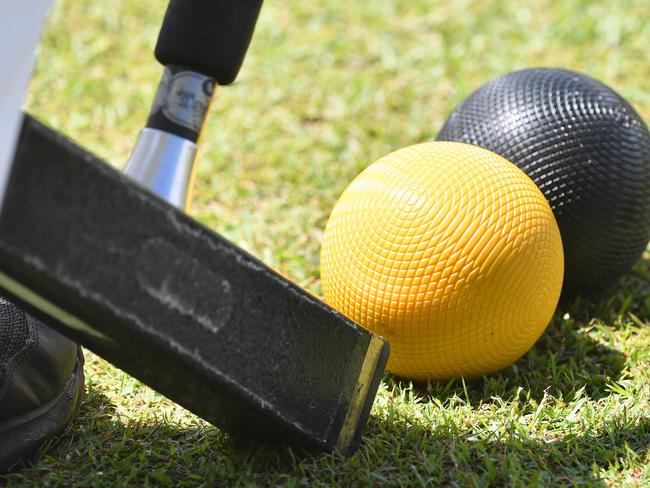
xmin=2 ymin=0 xmax=650 ymax=485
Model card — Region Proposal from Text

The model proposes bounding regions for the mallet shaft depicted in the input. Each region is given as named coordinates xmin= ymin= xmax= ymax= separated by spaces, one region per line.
xmin=125 ymin=0 xmax=263 ymax=210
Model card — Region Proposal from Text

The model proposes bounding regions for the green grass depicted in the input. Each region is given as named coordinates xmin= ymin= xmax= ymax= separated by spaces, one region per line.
xmin=2 ymin=0 xmax=650 ymax=485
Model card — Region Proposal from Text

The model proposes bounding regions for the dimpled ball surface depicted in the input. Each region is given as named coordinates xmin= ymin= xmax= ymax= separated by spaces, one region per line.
xmin=320 ymin=142 xmax=564 ymax=381
xmin=437 ymin=68 xmax=650 ymax=299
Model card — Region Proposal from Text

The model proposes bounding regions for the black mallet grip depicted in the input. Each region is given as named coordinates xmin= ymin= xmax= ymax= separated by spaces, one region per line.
xmin=155 ymin=0 xmax=263 ymax=85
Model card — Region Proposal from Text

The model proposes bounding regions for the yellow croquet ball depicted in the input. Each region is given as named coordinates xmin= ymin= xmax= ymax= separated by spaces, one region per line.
xmin=320 ymin=141 xmax=564 ymax=381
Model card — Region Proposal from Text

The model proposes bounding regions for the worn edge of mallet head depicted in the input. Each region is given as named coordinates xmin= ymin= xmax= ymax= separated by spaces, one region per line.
xmin=0 ymin=114 xmax=389 ymax=453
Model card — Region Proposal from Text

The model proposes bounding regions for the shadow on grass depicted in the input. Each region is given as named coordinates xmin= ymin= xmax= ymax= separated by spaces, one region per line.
xmin=402 ymin=314 xmax=626 ymax=407
xmin=9 ymin=384 xmax=646 ymax=486
xmin=560 ymin=252 xmax=650 ymax=325
xmin=359 ymin=410 xmax=650 ymax=486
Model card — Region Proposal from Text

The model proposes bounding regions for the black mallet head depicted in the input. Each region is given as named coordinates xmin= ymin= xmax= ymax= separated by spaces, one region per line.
xmin=437 ymin=68 xmax=650 ymax=299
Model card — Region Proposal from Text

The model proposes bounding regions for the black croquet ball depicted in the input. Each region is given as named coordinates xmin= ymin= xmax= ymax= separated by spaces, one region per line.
xmin=437 ymin=68 xmax=650 ymax=299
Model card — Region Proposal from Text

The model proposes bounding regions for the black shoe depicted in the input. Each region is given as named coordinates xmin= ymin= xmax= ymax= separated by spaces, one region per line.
xmin=0 ymin=296 xmax=84 ymax=472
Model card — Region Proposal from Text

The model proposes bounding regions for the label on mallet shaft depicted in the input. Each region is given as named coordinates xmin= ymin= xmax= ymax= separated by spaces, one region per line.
xmin=147 ymin=65 xmax=215 ymax=142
